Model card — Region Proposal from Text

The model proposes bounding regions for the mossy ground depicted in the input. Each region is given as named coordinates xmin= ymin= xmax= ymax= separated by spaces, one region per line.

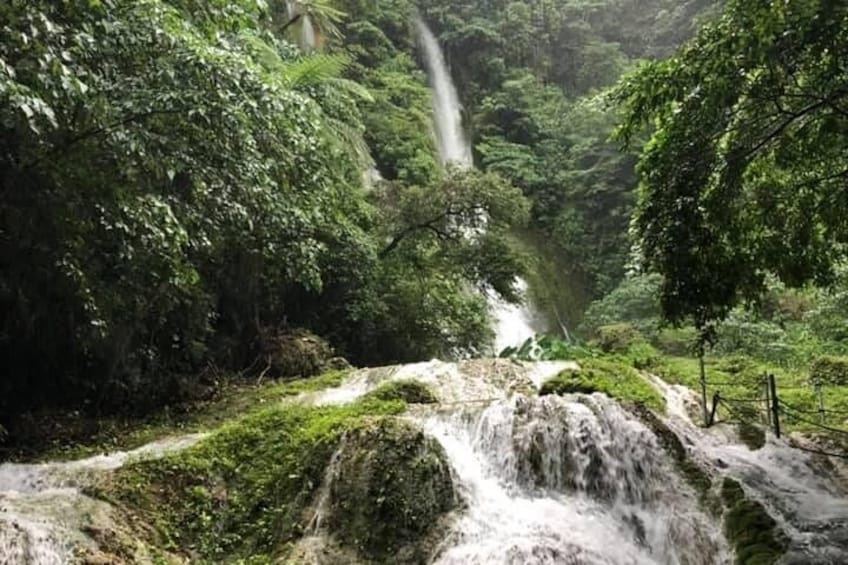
xmin=363 ymin=379 xmax=439 ymax=405
xmin=539 ymin=358 xmax=665 ymax=412
xmin=90 ymin=384 xmax=454 ymax=564
xmin=4 ymin=370 xmax=349 ymax=463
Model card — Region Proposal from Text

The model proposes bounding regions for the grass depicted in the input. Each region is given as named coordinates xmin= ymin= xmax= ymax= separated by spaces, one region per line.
xmin=5 ymin=370 xmax=350 ymax=463
xmin=650 ymin=354 xmax=848 ymax=436
xmin=539 ymin=358 xmax=666 ymax=412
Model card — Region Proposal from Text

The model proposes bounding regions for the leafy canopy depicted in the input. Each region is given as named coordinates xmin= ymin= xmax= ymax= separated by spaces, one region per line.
xmin=615 ymin=0 xmax=848 ymax=333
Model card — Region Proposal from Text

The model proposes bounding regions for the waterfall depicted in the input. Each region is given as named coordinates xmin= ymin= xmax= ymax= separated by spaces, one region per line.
xmin=3 ymin=361 xmax=847 ymax=562
xmin=415 ymin=19 xmax=472 ymax=167
xmin=312 ymin=360 xmax=731 ymax=563
xmin=425 ymin=395 xmax=728 ymax=564
xmin=301 ymin=13 xmax=316 ymax=51
xmin=415 ymin=18 xmax=537 ymax=352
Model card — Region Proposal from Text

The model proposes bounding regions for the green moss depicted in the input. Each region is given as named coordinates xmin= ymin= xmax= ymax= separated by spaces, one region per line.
xmin=631 ymin=404 xmax=719 ymax=514
xmin=363 ymin=379 xmax=438 ymax=405
xmin=720 ymin=478 xmax=787 ymax=564
xmin=91 ymin=394 xmax=407 ymax=563
xmin=737 ymin=422 xmax=766 ymax=450
xmin=20 ymin=370 xmax=350 ymax=463
xmin=328 ymin=418 xmax=455 ymax=562
xmin=539 ymin=359 xmax=665 ymax=412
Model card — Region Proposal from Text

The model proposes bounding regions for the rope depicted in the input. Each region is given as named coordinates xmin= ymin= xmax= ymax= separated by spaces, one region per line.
xmin=716 ymin=399 xmax=754 ymax=425
xmin=779 ymin=401 xmax=848 ymax=436
xmin=719 ymin=395 xmax=764 ymax=404
xmin=790 ymin=444 xmax=848 ymax=460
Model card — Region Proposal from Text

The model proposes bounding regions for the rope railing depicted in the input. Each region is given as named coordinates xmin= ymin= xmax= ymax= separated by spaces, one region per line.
xmin=701 ymin=371 xmax=848 ymax=459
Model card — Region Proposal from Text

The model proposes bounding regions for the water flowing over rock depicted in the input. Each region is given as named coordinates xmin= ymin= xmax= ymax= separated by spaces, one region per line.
xmin=645 ymin=374 xmax=848 ymax=563
xmin=0 ymin=435 xmax=203 ymax=563
xmin=423 ymin=393 xmax=728 ymax=564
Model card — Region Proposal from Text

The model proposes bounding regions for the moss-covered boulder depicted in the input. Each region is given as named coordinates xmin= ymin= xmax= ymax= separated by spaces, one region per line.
xmin=90 ymin=397 xmax=408 ymax=562
xmin=721 ymin=478 xmax=787 ymax=564
xmin=539 ymin=359 xmax=665 ymax=412
xmin=363 ymin=379 xmax=439 ymax=405
xmin=327 ymin=418 xmax=456 ymax=563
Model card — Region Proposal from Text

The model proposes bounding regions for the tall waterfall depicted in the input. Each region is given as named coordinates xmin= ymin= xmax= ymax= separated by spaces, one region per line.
xmin=415 ymin=20 xmax=472 ymax=167
xmin=416 ymin=19 xmax=537 ymax=352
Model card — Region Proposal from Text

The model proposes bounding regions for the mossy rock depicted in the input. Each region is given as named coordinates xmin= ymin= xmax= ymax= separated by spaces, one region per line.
xmin=630 ymin=404 xmax=718 ymax=514
xmin=91 ymin=397 xmax=409 ymax=562
xmin=363 ymin=380 xmax=438 ymax=405
xmin=328 ymin=417 xmax=456 ymax=563
xmin=737 ymin=422 xmax=766 ymax=451
xmin=539 ymin=359 xmax=665 ymax=412
xmin=721 ymin=478 xmax=787 ymax=564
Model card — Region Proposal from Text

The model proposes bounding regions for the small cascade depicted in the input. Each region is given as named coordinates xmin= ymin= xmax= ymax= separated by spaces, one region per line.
xmin=424 ymin=394 xmax=728 ymax=564
xmin=415 ymin=18 xmax=537 ymax=351
xmin=646 ymin=374 xmax=848 ymax=562
xmin=310 ymin=361 xmax=728 ymax=563
xmin=0 ymin=434 xmax=203 ymax=563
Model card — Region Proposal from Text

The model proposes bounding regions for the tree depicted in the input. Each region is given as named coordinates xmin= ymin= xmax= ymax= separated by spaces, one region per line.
xmin=615 ymin=0 xmax=848 ymax=335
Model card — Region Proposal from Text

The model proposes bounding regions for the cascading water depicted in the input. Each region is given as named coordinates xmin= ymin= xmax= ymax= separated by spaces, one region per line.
xmin=415 ymin=19 xmax=537 ymax=353
xmin=426 ymin=395 xmax=727 ymax=564
xmin=301 ymin=14 xmax=316 ymax=51
xmin=0 ymin=435 xmax=203 ymax=563
xmin=310 ymin=360 xmax=730 ymax=563
xmin=646 ymin=375 xmax=848 ymax=563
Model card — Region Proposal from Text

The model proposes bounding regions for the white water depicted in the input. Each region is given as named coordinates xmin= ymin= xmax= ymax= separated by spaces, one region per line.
xmin=646 ymin=374 xmax=848 ymax=562
xmin=301 ymin=13 xmax=316 ymax=51
xmin=0 ymin=434 xmax=203 ymax=563
xmin=310 ymin=360 xmax=729 ymax=563
xmin=416 ymin=19 xmax=537 ymax=352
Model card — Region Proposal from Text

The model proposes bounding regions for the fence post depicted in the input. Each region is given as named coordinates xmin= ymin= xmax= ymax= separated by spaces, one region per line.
xmin=768 ymin=373 xmax=780 ymax=438
xmin=699 ymin=352 xmax=709 ymax=427
xmin=816 ymin=383 xmax=825 ymax=425
xmin=763 ymin=373 xmax=771 ymax=427
xmin=708 ymin=391 xmax=720 ymax=427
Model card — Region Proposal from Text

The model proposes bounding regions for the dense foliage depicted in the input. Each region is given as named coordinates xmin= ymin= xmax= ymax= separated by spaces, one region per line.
xmin=0 ymin=0 xmax=528 ymax=418
xmin=616 ymin=0 xmax=848 ymax=332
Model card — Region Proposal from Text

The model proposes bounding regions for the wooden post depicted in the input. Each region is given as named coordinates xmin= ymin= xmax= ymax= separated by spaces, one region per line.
xmin=816 ymin=383 xmax=826 ymax=425
xmin=768 ymin=373 xmax=780 ymax=438
xmin=763 ymin=374 xmax=772 ymax=427
xmin=699 ymin=351 xmax=709 ymax=427
xmin=708 ymin=391 xmax=720 ymax=427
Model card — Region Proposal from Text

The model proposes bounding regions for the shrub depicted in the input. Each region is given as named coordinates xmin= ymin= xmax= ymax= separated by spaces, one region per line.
xmin=592 ymin=323 xmax=644 ymax=353
xmin=653 ymin=327 xmax=697 ymax=356
xmin=810 ymin=356 xmax=848 ymax=386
